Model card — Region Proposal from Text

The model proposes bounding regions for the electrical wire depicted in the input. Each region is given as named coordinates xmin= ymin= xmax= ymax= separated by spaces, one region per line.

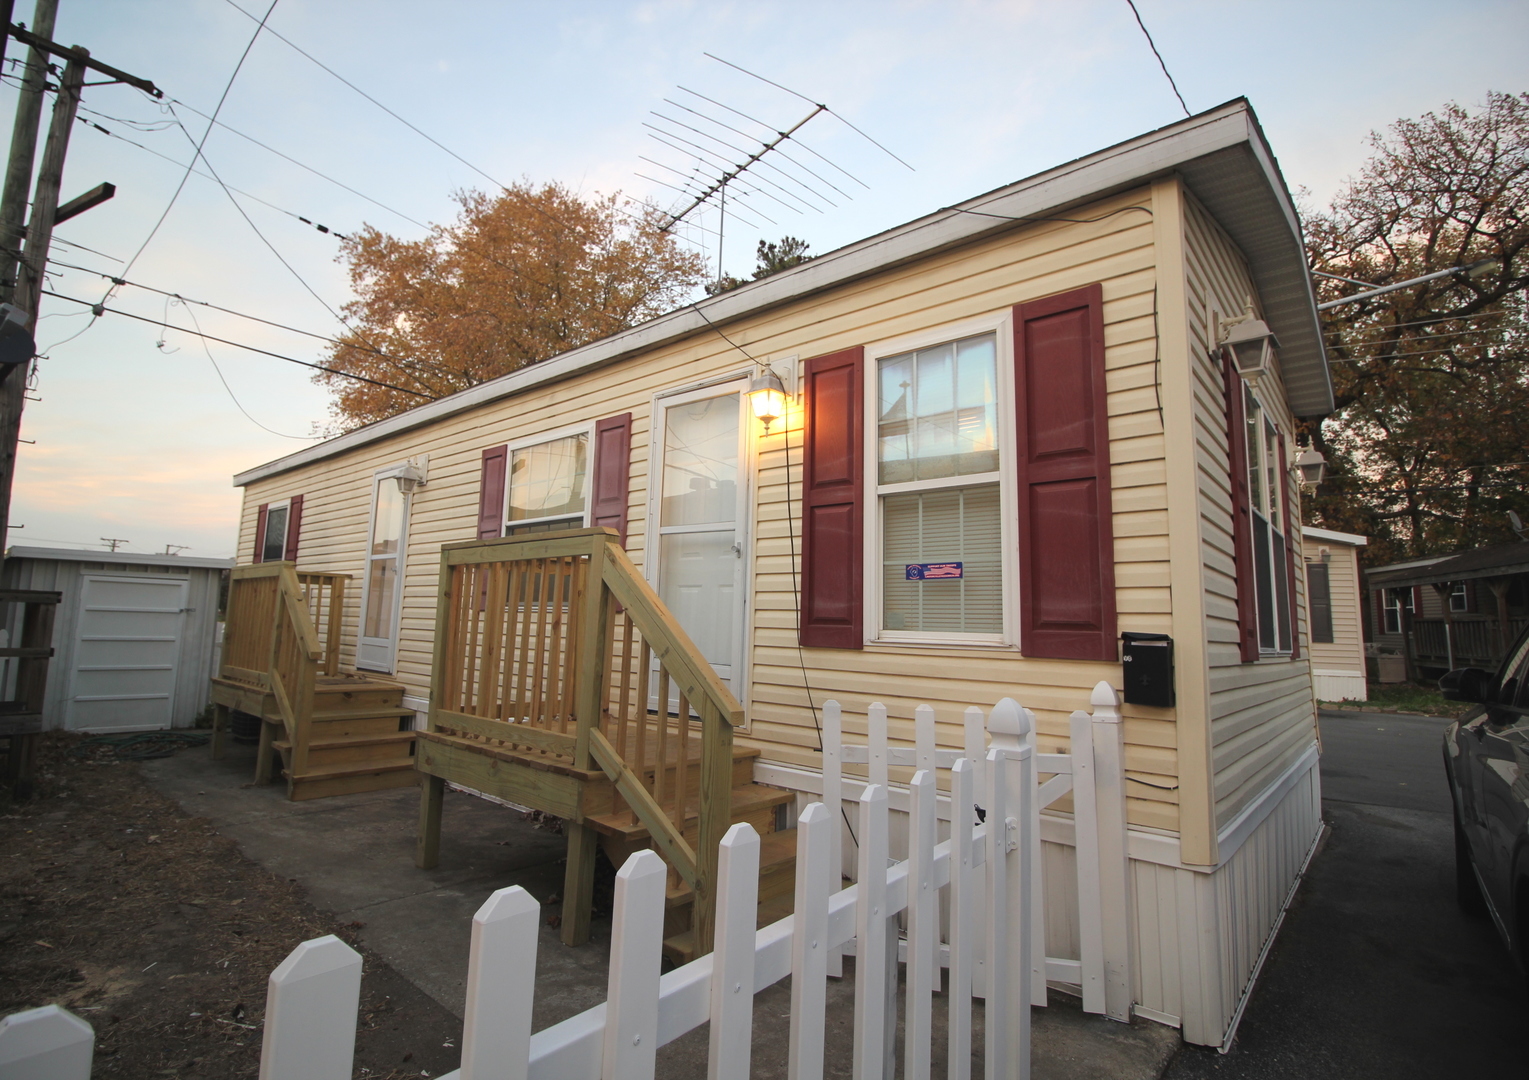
xmin=177 ymin=298 xmax=323 ymax=439
xmin=79 ymin=115 xmax=350 ymax=239
xmin=1124 ymin=0 xmax=1190 ymax=117
xmin=223 ymin=0 xmax=509 ymax=192
xmin=110 ymin=0 xmax=279 ymax=293
xmin=41 ymin=288 xmax=433 ymax=398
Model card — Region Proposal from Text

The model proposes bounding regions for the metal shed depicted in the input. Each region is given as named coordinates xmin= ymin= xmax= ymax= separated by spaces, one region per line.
xmin=2 ymin=546 xmax=233 ymax=732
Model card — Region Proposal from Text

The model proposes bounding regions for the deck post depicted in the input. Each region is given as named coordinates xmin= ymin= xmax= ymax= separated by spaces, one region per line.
xmin=255 ymin=718 xmax=277 ymax=785
xmin=563 ymin=534 xmax=611 ymax=947
xmin=211 ymin=703 xmax=229 ymax=760
xmin=694 ymin=698 xmax=733 ymax=956
xmin=417 ymin=773 xmax=445 ymax=869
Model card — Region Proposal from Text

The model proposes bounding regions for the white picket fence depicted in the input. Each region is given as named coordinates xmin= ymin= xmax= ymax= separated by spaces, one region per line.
xmin=0 ymin=686 xmax=1132 ymax=1080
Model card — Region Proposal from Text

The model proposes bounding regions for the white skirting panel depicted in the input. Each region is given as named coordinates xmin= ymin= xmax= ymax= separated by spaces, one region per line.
xmin=1312 ymin=669 xmax=1367 ymax=702
xmin=1130 ymin=749 xmax=1322 ymax=1045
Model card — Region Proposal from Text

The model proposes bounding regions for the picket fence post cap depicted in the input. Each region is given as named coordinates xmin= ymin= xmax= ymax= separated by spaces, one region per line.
xmin=618 ymin=847 xmax=668 ymax=881
xmin=722 ymin=821 xmax=761 ymax=849
xmin=270 ymin=934 xmax=362 ymax=984
xmin=1090 ymin=681 xmax=1123 ymax=712
xmin=474 ymin=884 xmax=539 ymax=926
xmin=987 ymin=698 xmax=1032 ymax=737
xmin=798 ymin=800 xmax=831 ymax=825
xmin=0 ymin=1004 xmax=94 ymax=1067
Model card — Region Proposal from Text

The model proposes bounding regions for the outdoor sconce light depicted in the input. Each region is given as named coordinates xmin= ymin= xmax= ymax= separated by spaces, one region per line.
xmin=1294 ymin=447 xmax=1327 ymax=490
xmin=394 ymin=461 xmax=428 ymax=495
xmin=1219 ymin=311 xmax=1279 ymax=382
xmin=748 ymin=366 xmax=788 ymax=433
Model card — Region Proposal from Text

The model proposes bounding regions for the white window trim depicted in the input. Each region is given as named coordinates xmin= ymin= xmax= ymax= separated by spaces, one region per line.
xmin=862 ymin=310 xmax=1019 ymax=649
xmin=645 ymin=376 xmax=756 ymax=719
xmin=1449 ymin=582 xmax=1469 ymax=613
xmin=259 ymin=497 xmax=291 ymax=562
xmin=1244 ymin=388 xmax=1294 ymax=658
xmin=500 ymin=421 xmax=595 ymax=534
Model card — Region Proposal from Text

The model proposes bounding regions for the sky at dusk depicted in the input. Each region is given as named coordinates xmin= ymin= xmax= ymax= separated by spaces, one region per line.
xmin=6 ymin=0 xmax=1526 ymax=558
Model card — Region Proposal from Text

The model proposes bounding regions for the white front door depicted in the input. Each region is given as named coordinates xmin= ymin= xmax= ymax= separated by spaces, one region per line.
xmin=358 ymin=474 xmax=410 ymax=673
xmin=66 ymin=574 xmax=187 ymax=732
xmin=651 ymin=383 xmax=750 ymax=695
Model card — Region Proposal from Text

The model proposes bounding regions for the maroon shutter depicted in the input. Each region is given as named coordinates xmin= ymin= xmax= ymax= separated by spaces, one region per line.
xmin=1276 ymin=434 xmax=1299 ymax=659
xmin=1375 ymin=589 xmax=1386 ymax=629
xmin=1223 ymin=355 xmax=1260 ymax=662
xmin=285 ymin=494 xmax=304 ymax=563
xmin=253 ymin=503 xmax=269 ymax=563
xmin=1014 ymin=285 xmax=1117 ymax=661
xmin=478 ymin=445 xmax=508 ymax=540
xmin=800 ymin=346 xmax=864 ymax=649
xmin=591 ymin=413 xmax=633 ymax=544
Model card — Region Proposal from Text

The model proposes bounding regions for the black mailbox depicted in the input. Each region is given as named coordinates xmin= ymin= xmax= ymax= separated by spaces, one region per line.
xmin=1121 ymin=632 xmax=1174 ymax=707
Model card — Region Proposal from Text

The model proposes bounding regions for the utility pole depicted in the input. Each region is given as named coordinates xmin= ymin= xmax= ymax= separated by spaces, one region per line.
xmin=99 ymin=537 xmax=127 ymax=552
xmin=0 ymin=4 xmax=159 ymax=554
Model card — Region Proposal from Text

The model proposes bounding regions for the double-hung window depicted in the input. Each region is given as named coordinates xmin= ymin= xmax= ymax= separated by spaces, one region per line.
xmin=260 ymin=500 xmax=290 ymax=562
xmin=1382 ymin=588 xmax=1413 ymax=635
xmin=873 ymin=330 xmax=1008 ymax=643
xmin=1243 ymin=387 xmax=1292 ymax=654
xmin=504 ymin=429 xmax=590 ymax=536
xmin=1449 ymin=582 xmax=1470 ymax=613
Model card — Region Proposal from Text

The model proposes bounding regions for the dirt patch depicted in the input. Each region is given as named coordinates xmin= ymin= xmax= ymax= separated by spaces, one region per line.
xmin=1 ymin=733 xmax=462 ymax=1078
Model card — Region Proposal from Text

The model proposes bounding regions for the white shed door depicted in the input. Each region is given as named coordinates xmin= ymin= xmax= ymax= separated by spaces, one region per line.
xmin=65 ymin=574 xmax=188 ymax=732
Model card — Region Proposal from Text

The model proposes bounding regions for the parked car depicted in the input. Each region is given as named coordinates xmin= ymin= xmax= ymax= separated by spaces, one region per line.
xmin=1441 ymin=625 xmax=1529 ymax=981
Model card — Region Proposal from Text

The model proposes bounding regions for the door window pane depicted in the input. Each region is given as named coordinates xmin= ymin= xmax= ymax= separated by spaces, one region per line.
xmin=508 ymin=434 xmax=588 ymax=523
xmin=882 ymin=483 xmax=1002 ymax=634
xmin=661 ymin=394 xmax=739 ymax=527
xmin=878 ymin=334 xmax=998 ymax=484
xmin=364 ymin=557 xmax=397 ymax=639
xmin=371 ymin=482 xmax=404 ymax=555
xmin=262 ymin=505 xmax=288 ymax=562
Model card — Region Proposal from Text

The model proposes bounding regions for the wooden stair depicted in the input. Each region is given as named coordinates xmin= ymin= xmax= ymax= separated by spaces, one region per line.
xmin=268 ymin=675 xmax=419 ymax=801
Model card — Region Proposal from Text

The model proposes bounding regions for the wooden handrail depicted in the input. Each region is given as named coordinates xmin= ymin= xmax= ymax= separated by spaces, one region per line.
xmin=427 ymin=526 xmax=743 ymax=954
xmin=223 ymin=563 xmax=348 ymax=681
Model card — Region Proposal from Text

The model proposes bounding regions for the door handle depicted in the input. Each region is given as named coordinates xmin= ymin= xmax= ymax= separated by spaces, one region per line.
xmin=732 ymin=542 xmax=742 ymax=558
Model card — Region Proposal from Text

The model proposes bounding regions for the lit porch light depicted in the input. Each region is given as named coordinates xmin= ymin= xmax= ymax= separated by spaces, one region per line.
xmin=748 ymin=366 xmax=788 ymax=432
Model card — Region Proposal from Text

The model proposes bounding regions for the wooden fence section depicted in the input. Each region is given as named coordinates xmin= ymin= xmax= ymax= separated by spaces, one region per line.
xmin=256 ymin=703 xmax=1038 ymax=1080
xmin=220 ymin=565 xmax=348 ymax=685
xmin=416 ymin=527 xmax=745 ymax=954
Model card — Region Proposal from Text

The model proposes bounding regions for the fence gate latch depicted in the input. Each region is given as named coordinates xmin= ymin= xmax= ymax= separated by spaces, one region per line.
xmin=1005 ymin=817 xmax=1019 ymax=853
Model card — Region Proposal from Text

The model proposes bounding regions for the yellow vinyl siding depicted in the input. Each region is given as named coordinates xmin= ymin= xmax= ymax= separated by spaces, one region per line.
xmin=239 ymin=186 xmax=1184 ymax=832
xmin=1180 ymin=191 xmax=1316 ymax=827
xmin=1303 ymin=536 xmax=1365 ymax=675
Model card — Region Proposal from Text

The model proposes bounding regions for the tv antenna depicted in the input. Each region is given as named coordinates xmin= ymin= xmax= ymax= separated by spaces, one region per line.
xmin=636 ymin=54 xmax=910 ymax=284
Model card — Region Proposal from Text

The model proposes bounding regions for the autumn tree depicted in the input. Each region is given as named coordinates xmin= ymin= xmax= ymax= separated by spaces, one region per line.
xmin=318 ymin=182 xmax=707 ymax=428
xmin=1306 ymin=91 xmax=1529 ymax=564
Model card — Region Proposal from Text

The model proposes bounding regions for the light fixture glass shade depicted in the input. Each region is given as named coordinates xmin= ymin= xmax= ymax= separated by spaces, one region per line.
xmin=748 ymin=367 xmax=787 ymax=430
xmin=394 ymin=463 xmax=427 ymax=494
xmin=1295 ymin=447 xmax=1326 ymax=487
xmin=1221 ymin=317 xmax=1279 ymax=379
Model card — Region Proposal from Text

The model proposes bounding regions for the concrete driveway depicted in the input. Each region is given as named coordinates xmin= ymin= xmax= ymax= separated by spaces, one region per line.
xmin=1165 ymin=709 xmax=1527 ymax=1078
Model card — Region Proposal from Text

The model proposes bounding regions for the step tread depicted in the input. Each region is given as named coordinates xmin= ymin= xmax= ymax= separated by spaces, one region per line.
xmin=284 ymin=760 xmax=417 ymax=783
xmin=585 ymin=783 xmax=793 ymax=840
xmin=664 ymin=828 xmax=797 ymax=906
xmin=272 ymin=731 xmax=417 ymax=752
xmin=310 ymin=706 xmax=416 ymax=721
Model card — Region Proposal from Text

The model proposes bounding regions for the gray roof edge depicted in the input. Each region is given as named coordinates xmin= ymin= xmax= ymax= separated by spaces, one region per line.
xmin=7 ymin=545 xmax=235 ymax=569
xmin=1301 ymin=525 xmax=1368 ymax=546
xmin=235 ymin=99 xmax=1304 ymax=488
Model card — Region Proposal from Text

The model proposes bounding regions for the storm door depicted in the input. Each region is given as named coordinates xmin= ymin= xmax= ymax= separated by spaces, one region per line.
xmin=357 ymin=472 xmax=411 ymax=673
xmin=650 ymin=382 xmax=750 ymax=699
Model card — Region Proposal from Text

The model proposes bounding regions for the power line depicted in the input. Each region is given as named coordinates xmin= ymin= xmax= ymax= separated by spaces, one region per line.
xmin=41 ymin=288 xmax=433 ymax=398
xmin=177 ymin=297 xmax=322 ymax=439
xmin=1124 ymin=0 xmax=1189 ymax=117
xmin=222 ymin=0 xmax=509 ymax=191
xmin=79 ymin=114 xmax=350 ymax=239
xmin=111 ymin=0 xmax=279 ymax=293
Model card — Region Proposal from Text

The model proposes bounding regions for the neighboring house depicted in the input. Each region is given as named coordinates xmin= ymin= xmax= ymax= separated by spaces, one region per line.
xmin=1301 ymin=526 xmax=1367 ymax=701
xmin=3 ymin=546 xmax=231 ymax=732
xmin=224 ymin=99 xmax=1332 ymax=1048
xmin=1365 ymin=542 xmax=1529 ymax=678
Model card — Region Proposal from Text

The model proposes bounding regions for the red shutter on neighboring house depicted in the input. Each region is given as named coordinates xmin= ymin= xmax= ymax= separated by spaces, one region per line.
xmin=253 ymin=503 xmax=269 ymax=563
xmin=1276 ymin=433 xmax=1299 ymax=660
xmin=800 ymin=346 xmax=864 ymax=649
xmin=1223 ymin=355 xmax=1260 ymax=662
xmin=478 ymin=445 xmax=508 ymax=540
xmin=591 ymin=413 xmax=633 ymax=544
xmin=285 ymin=494 xmax=304 ymax=563
xmin=1013 ymin=284 xmax=1117 ymax=662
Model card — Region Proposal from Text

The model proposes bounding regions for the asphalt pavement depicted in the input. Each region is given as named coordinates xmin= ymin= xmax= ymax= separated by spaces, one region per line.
xmin=1164 ymin=709 xmax=1527 ymax=1079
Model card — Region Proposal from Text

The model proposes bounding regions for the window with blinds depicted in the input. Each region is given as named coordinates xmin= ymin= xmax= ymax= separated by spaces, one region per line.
xmin=875 ymin=331 xmax=1005 ymax=639
xmin=505 ymin=431 xmax=589 ymax=535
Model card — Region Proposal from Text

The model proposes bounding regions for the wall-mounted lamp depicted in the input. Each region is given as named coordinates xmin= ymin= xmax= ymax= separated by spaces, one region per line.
xmin=1318 ymin=546 xmax=1331 ymax=564
xmin=1294 ymin=447 xmax=1327 ymax=490
xmin=394 ymin=461 xmax=428 ymax=494
xmin=1219 ymin=311 xmax=1279 ymax=382
xmin=748 ymin=366 xmax=788 ymax=433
